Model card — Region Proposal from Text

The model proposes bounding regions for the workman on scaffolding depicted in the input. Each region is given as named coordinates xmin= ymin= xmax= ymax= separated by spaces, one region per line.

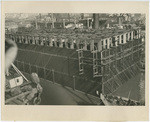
xmin=23 ymin=73 xmax=43 ymax=105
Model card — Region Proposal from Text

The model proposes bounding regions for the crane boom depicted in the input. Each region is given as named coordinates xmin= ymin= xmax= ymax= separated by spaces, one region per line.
xmin=11 ymin=63 xmax=29 ymax=82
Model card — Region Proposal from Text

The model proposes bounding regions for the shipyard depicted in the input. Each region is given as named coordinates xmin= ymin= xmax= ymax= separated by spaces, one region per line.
xmin=5 ymin=13 xmax=145 ymax=105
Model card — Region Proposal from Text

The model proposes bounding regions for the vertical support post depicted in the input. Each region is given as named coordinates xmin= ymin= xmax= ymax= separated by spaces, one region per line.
xmin=133 ymin=31 xmax=135 ymax=39
xmin=90 ymin=40 xmax=94 ymax=51
xmin=20 ymin=36 xmax=23 ymax=43
xmin=76 ymin=39 xmax=79 ymax=49
xmin=107 ymin=23 xmax=110 ymax=28
xmin=38 ymin=36 xmax=40 ymax=45
xmin=32 ymin=36 xmax=35 ymax=44
xmin=83 ymin=40 xmax=87 ymax=50
xmin=36 ymin=65 xmax=38 ymax=75
xmin=44 ymin=67 xmax=46 ymax=79
xmin=65 ymin=38 xmax=68 ymax=48
xmin=59 ymin=38 xmax=63 ymax=48
xmin=78 ymin=48 xmax=84 ymax=75
xmin=101 ymin=64 xmax=104 ymax=94
xmin=111 ymin=80 xmax=113 ymax=93
xmin=46 ymin=37 xmax=49 ymax=46
xmin=22 ymin=36 xmax=24 ymax=44
xmin=50 ymin=38 xmax=53 ymax=47
xmin=43 ymin=37 xmax=46 ymax=45
xmin=54 ymin=37 xmax=57 ymax=47
xmin=108 ymin=48 xmax=111 ymax=81
xmin=132 ymin=39 xmax=133 ymax=60
xmin=19 ymin=36 xmax=22 ymax=43
xmin=25 ymin=36 xmax=28 ymax=44
xmin=73 ymin=75 xmax=76 ymax=90
xmin=47 ymin=36 xmax=50 ymax=46
xmin=70 ymin=40 xmax=74 ymax=49
xmin=87 ymin=18 xmax=89 ymax=29
xmin=98 ymin=40 xmax=102 ymax=51
xmin=28 ymin=36 xmax=30 ymax=44
xmin=41 ymin=37 xmax=44 ymax=45
xmin=128 ymin=32 xmax=130 ymax=41
xmin=139 ymin=29 xmax=141 ymax=39
xmin=119 ymin=35 xmax=122 ymax=44
xmin=23 ymin=61 xmax=25 ymax=72
xmin=123 ymin=33 xmax=126 ymax=43
xmin=34 ymin=37 xmax=36 ymax=44
xmin=107 ymin=38 xmax=110 ymax=49
xmin=131 ymin=31 xmax=133 ymax=40
xmin=29 ymin=63 xmax=31 ymax=74
xmin=52 ymin=69 xmax=55 ymax=83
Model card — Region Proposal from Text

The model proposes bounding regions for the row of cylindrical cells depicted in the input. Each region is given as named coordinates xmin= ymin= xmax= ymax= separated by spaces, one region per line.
xmin=101 ymin=38 xmax=143 ymax=59
xmin=6 ymin=34 xmax=96 ymax=51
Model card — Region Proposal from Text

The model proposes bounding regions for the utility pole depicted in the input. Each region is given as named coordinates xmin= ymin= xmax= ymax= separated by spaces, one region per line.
xmin=73 ymin=75 xmax=76 ymax=90
xmin=52 ymin=69 xmax=55 ymax=83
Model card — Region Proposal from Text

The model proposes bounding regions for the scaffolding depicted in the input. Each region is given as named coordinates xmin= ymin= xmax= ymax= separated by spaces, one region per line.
xmin=101 ymin=38 xmax=144 ymax=95
xmin=5 ymin=27 xmax=144 ymax=98
xmin=77 ymin=49 xmax=84 ymax=75
xmin=92 ymin=50 xmax=101 ymax=77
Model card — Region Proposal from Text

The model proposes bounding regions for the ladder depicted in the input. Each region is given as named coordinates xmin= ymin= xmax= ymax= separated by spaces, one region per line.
xmin=77 ymin=49 xmax=84 ymax=75
xmin=92 ymin=50 xmax=101 ymax=77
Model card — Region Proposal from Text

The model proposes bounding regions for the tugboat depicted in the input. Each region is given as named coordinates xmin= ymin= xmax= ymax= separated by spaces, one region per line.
xmin=5 ymin=63 xmax=43 ymax=105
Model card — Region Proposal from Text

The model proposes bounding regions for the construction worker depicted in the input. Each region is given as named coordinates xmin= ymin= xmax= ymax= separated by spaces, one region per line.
xmin=24 ymin=73 xmax=43 ymax=105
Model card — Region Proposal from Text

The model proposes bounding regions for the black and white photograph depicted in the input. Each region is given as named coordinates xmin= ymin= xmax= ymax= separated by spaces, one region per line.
xmin=5 ymin=13 xmax=145 ymax=106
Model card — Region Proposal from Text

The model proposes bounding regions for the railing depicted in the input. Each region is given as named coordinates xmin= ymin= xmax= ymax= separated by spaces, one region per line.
xmin=14 ymin=59 xmax=101 ymax=96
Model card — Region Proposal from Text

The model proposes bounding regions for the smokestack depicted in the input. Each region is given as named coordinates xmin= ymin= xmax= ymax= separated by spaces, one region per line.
xmin=119 ymin=17 xmax=122 ymax=26
xmin=87 ymin=18 xmax=89 ymax=28
xmin=39 ymin=13 xmax=42 ymax=19
xmin=45 ymin=20 xmax=47 ymax=28
xmin=63 ymin=19 xmax=65 ymax=28
xmin=93 ymin=14 xmax=99 ymax=29
xmin=51 ymin=13 xmax=54 ymax=28
xmin=35 ymin=20 xmax=38 ymax=29
xmin=107 ymin=23 xmax=109 ymax=28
